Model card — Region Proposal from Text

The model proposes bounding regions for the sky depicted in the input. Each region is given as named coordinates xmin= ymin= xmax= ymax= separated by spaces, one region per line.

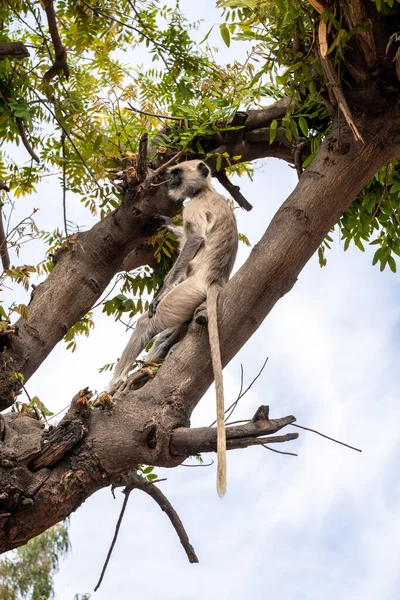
xmin=3 ymin=1 xmax=400 ymax=599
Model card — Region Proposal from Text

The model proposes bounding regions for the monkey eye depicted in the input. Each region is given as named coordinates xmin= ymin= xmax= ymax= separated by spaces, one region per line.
xmin=170 ymin=168 xmax=182 ymax=176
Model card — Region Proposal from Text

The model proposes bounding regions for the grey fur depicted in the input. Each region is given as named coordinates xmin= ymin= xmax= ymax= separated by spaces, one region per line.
xmin=108 ymin=161 xmax=238 ymax=494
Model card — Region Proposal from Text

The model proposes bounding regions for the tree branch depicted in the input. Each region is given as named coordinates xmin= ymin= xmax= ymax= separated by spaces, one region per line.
xmin=214 ymin=170 xmax=253 ymax=211
xmin=0 ymin=200 xmax=10 ymax=271
xmin=41 ymin=0 xmax=70 ymax=81
xmin=171 ymin=407 xmax=296 ymax=456
xmin=15 ymin=118 xmax=40 ymax=163
xmin=0 ymin=42 xmax=30 ymax=60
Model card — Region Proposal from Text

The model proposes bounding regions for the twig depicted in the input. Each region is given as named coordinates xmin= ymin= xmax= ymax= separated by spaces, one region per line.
xmin=180 ymin=460 xmax=214 ymax=467
xmin=152 ymin=148 xmax=187 ymax=177
xmin=210 ymin=357 xmax=269 ymax=427
xmin=0 ymin=201 xmax=10 ymax=270
xmin=227 ymin=432 xmax=298 ymax=450
xmin=15 ymin=117 xmax=39 ymax=163
xmin=61 ymin=131 xmax=67 ymax=236
xmin=127 ymin=103 xmax=183 ymax=122
xmin=41 ymin=0 xmax=70 ymax=81
xmin=94 ymin=487 xmax=131 ymax=592
xmin=95 ymin=472 xmax=198 ymax=590
xmin=215 ymin=170 xmax=253 ymax=211
xmin=262 ymin=444 xmax=298 ymax=457
xmin=292 ymin=423 xmax=362 ymax=452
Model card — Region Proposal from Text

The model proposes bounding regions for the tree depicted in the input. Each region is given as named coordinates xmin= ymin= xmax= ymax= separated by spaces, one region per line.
xmin=0 ymin=0 xmax=399 ymax=571
xmin=0 ymin=522 xmax=69 ymax=599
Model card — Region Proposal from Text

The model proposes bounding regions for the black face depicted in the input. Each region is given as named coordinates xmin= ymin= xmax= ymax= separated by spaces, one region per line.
xmin=197 ymin=162 xmax=210 ymax=178
xmin=169 ymin=167 xmax=182 ymax=189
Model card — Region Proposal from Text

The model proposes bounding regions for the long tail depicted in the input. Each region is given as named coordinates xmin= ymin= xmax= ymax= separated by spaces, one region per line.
xmin=206 ymin=284 xmax=226 ymax=497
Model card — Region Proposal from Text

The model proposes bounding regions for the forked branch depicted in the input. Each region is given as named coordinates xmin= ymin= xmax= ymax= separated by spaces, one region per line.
xmin=171 ymin=406 xmax=297 ymax=456
xmin=95 ymin=471 xmax=198 ymax=590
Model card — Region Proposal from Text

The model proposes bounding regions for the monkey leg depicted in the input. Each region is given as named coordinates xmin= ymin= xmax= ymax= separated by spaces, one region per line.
xmin=145 ymin=322 xmax=189 ymax=362
xmin=109 ymin=277 xmax=206 ymax=392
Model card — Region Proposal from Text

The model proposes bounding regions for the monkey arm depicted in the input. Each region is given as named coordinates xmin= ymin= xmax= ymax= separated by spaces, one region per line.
xmin=149 ymin=231 xmax=205 ymax=317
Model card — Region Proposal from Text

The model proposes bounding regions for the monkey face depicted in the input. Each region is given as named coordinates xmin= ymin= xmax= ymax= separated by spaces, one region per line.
xmin=168 ymin=160 xmax=211 ymax=201
xmin=169 ymin=167 xmax=183 ymax=190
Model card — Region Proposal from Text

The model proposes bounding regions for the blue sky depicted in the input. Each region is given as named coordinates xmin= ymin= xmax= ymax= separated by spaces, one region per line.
xmin=3 ymin=1 xmax=400 ymax=598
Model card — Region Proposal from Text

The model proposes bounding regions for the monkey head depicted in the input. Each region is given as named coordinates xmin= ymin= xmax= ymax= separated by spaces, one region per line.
xmin=168 ymin=160 xmax=211 ymax=201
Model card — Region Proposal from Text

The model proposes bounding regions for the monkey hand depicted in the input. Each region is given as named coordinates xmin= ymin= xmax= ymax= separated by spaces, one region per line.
xmin=154 ymin=214 xmax=174 ymax=230
xmin=148 ymin=297 xmax=159 ymax=318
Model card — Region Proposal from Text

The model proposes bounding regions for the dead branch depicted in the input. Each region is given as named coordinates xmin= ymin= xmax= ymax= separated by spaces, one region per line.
xmin=226 ymin=432 xmax=298 ymax=450
xmin=318 ymin=21 xmax=364 ymax=142
xmin=171 ymin=406 xmax=296 ymax=456
xmin=0 ymin=42 xmax=30 ymax=60
xmin=95 ymin=470 xmax=198 ymax=590
xmin=292 ymin=423 xmax=362 ymax=452
xmin=215 ymin=170 xmax=253 ymax=211
xmin=152 ymin=147 xmax=187 ymax=177
xmin=262 ymin=444 xmax=298 ymax=457
xmin=16 ymin=118 xmax=40 ymax=163
xmin=94 ymin=484 xmax=131 ymax=591
xmin=42 ymin=0 xmax=70 ymax=81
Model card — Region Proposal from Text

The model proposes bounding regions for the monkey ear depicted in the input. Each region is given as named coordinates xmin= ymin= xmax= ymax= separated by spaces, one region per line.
xmin=197 ymin=162 xmax=210 ymax=178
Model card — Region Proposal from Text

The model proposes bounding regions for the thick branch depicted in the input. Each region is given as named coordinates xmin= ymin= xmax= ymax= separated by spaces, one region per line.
xmin=42 ymin=0 xmax=70 ymax=81
xmin=0 ymin=42 xmax=30 ymax=60
xmin=171 ymin=410 xmax=296 ymax=455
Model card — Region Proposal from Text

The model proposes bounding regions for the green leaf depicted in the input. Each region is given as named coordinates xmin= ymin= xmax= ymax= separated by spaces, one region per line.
xmin=220 ymin=23 xmax=231 ymax=47
xmin=298 ymin=117 xmax=308 ymax=137
xmin=388 ymin=255 xmax=397 ymax=272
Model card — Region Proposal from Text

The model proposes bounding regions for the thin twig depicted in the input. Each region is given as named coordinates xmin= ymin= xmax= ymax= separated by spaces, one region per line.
xmin=210 ymin=357 xmax=269 ymax=427
xmin=0 ymin=201 xmax=10 ymax=270
xmin=94 ymin=487 xmax=132 ymax=592
xmin=61 ymin=131 xmax=67 ymax=236
xmin=262 ymin=444 xmax=298 ymax=457
xmin=292 ymin=423 xmax=362 ymax=452
xmin=152 ymin=148 xmax=187 ymax=177
xmin=180 ymin=460 xmax=214 ymax=467
xmin=127 ymin=103 xmax=183 ymax=122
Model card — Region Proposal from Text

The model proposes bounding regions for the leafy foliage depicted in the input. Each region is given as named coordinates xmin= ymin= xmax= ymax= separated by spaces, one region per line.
xmin=1 ymin=0 xmax=400 ymax=372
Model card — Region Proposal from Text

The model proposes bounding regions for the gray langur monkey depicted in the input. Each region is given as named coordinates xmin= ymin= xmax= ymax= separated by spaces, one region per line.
xmin=108 ymin=160 xmax=238 ymax=496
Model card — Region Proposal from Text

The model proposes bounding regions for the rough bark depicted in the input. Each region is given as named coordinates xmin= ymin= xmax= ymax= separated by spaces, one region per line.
xmin=1 ymin=95 xmax=399 ymax=551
